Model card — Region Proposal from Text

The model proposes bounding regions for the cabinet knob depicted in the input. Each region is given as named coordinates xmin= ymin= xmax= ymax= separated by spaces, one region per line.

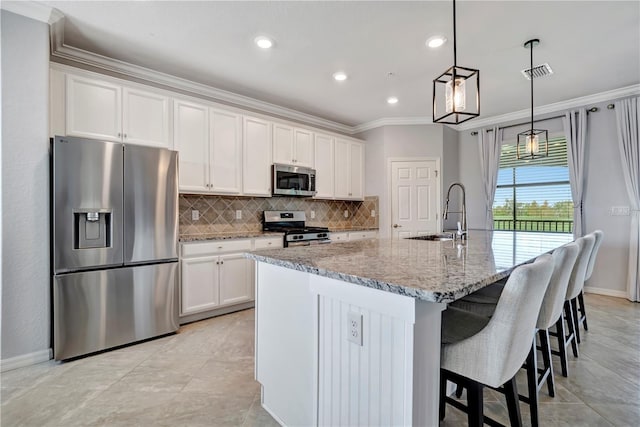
xmin=393 ymin=224 xmax=402 ymax=228
xmin=123 ymin=133 xmax=127 ymax=139
xmin=216 ymin=261 xmax=219 ymax=265
xmin=220 ymin=261 xmax=224 ymax=265
xmin=117 ymin=132 xmax=122 ymax=138
xmin=218 ymin=246 xmax=223 ymax=249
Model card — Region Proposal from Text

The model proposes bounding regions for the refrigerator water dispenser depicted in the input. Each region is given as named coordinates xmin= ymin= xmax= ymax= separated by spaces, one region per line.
xmin=74 ymin=211 xmax=111 ymax=249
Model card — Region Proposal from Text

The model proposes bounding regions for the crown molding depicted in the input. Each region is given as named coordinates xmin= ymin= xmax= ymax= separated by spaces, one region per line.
xmin=352 ymin=117 xmax=434 ymax=134
xmin=1 ymin=1 xmax=63 ymax=24
xmin=455 ymin=84 xmax=640 ymax=131
xmin=40 ymin=5 xmax=640 ymax=136
xmin=49 ymin=21 xmax=353 ymax=135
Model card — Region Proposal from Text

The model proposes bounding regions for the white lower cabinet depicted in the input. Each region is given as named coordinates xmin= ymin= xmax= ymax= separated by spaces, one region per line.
xmin=180 ymin=240 xmax=253 ymax=316
xmin=348 ymin=230 xmax=378 ymax=241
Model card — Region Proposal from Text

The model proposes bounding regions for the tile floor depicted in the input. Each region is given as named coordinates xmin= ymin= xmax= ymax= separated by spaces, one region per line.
xmin=1 ymin=294 xmax=638 ymax=426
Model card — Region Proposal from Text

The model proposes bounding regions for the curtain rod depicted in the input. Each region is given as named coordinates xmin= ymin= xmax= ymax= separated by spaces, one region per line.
xmin=470 ymin=103 xmax=615 ymax=135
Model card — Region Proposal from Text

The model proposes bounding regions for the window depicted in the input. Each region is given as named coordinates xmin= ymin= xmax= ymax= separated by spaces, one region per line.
xmin=493 ymin=136 xmax=573 ymax=233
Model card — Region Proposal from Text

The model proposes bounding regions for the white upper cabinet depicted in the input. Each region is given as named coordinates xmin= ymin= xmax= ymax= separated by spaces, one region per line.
xmin=349 ymin=141 xmax=364 ymax=199
xmin=66 ymin=74 xmax=122 ymax=142
xmin=210 ymin=109 xmax=242 ymax=194
xmin=273 ymin=123 xmax=294 ymax=165
xmin=314 ymin=133 xmax=335 ymax=199
xmin=122 ymin=87 xmax=171 ymax=148
xmin=174 ymin=99 xmax=209 ymax=193
xmin=293 ymin=128 xmax=314 ymax=168
xmin=334 ymin=138 xmax=364 ymax=201
xmin=66 ymin=74 xmax=172 ymax=148
xmin=273 ymin=124 xmax=314 ymax=168
xmin=243 ymin=115 xmax=273 ymax=196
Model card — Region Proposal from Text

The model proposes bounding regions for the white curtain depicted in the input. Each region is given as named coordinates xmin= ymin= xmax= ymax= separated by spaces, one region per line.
xmin=614 ymin=97 xmax=640 ymax=302
xmin=478 ymin=127 xmax=502 ymax=230
xmin=563 ymin=108 xmax=587 ymax=238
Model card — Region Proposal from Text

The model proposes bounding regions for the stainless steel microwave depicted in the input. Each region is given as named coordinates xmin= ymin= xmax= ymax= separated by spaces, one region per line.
xmin=272 ymin=164 xmax=316 ymax=197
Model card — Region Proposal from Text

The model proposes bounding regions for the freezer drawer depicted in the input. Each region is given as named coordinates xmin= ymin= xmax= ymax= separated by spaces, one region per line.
xmin=53 ymin=263 xmax=178 ymax=360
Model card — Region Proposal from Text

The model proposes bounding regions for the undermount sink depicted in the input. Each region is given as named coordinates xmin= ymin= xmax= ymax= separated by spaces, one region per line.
xmin=405 ymin=233 xmax=454 ymax=242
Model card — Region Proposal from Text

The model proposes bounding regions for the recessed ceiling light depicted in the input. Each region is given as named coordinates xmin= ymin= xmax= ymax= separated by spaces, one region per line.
xmin=254 ymin=36 xmax=274 ymax=49
xmin=426 ymin=35 xmax=447 ymax=48
xmin=333 ymin=71 xmax=348 ymax=81
xmin=387 ymin=97 xmax=399 ymax=105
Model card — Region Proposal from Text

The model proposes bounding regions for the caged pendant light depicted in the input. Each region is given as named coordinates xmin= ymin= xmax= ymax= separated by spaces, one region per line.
xmin=432 ymin=0 xmax=480 ymax=124
xmin=517 ymin=38 xmax=548 ymax=160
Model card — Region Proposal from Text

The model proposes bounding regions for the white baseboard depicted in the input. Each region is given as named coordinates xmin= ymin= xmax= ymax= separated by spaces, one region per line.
xmin=1 ymin=349 xmax=52 ymax=372
xmin=584 ymin=286 xmax=628 ymax=299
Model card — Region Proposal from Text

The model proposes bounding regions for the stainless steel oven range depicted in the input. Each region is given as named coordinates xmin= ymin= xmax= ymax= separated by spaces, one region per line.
xmin=263 ymin=211 xmax=330 ymax=247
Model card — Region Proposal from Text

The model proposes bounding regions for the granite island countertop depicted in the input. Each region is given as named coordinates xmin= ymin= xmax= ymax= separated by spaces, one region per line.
xmin=246 ymin=230 xmax=573 ymax=303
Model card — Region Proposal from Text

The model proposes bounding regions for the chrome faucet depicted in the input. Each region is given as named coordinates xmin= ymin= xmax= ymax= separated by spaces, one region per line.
xmin=443 ymin=182 xmax=467 ymax=240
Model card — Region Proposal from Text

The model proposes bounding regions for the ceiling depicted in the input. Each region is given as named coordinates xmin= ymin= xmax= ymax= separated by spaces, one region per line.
xmin=36 ymin=1 xmax=640 ymax=128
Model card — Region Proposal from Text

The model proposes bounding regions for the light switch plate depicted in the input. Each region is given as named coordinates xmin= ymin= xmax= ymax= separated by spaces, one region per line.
xmin=310 ymin=210 xmax=316 ymax=219
xmin=235 ymin=210 xmax=242 ymax=220
xmin=344 ymin=210 xmax=349 ymax=218
xmin=371 ymin=210 xmax=376 ymax=217
xmin=191 ymin=210 xmax=199 ymax=221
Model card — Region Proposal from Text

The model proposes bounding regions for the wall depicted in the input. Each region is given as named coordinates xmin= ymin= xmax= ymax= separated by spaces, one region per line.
xmin=442 ymin=126 xmax=460 ymax=231
xmin=1 ymin=11 xmax=51 ymax=364
xmin=458 ymin=101 xmax=632 ymax=297
xmin=179 ymin=195 xmax=378 ymax=238
xmin=359 ymin=125 xmax=446 ymax=238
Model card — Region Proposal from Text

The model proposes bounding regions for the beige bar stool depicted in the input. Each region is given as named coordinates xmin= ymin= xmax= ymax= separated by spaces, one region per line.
xmin=440 ymin=254 xmax=554 ymax=427
xmin=447 ymin=243 xmax=579 ymax=426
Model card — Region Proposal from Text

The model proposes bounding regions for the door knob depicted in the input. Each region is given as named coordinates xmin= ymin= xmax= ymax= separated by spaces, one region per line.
xmin=393 ymin=224 xmax=402 ymax=228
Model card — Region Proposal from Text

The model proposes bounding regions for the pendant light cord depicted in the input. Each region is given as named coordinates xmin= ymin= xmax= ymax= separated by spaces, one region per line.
xmin=453 ymin=0 xmax=457 ymax=67
xmin=530 ymin=41 xmax=534 ymax=133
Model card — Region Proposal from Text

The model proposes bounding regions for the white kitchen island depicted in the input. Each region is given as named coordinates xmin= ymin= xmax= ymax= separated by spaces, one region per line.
xmin=246 ymin=231 xmax=573 ymax=427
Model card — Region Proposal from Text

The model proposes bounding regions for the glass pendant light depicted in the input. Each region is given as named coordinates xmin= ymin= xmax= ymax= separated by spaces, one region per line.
xmin=517 ymin=39 xmax=548 ymax=160
xmin=433 ymin=0 xmax=480 ymax=124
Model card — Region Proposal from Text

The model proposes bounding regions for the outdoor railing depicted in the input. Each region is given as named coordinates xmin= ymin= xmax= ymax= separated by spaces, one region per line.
xmin=493 ymin=219 xmax=573 ymax=233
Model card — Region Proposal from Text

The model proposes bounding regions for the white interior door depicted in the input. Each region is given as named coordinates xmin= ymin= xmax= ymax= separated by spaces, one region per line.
xmin=391 ymin=160 xmax=440 ymax=239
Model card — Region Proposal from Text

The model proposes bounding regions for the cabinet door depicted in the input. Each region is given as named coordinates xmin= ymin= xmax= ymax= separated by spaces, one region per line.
xmin=243 ymin=116 xmax=272 ymax=196
xmin=219 ymin=253 xmax=253 ymax=306
xmin=210 ymin=109 xmax=242 ymax=194
xmin=349 ymin=142 xmax=364 ymax=200
xmin=294 ymin=128 xmax=314 ymax=167
xmin=66 ymin=74 xmax=122 ymax=141
xmin=181 ymin=256 xmax=220 ymax=315
xmin=273 ymin=123 xmax=294 ymax=165
xmin=174 ymin=100 xmax=209 ymax=192
xmin=122 ymin=87 xmax=171 ymax=148
xmin=334 ymin=138 xmax=351 ymax=199
xmin=314 ymin=133 xmax=334 ymax=199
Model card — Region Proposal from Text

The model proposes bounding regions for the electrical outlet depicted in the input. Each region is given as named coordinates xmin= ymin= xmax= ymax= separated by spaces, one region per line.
xmin=344 ymin=210 xmax=349 ymax=218
xmin=347 ymin=312 xmax=363 ymax=346
xmin=610 ymin=206 xmax=630 ymax=216
xmin=310 ymin=210 xmax=316 ymax=219
xmin=371 ymin=210 xmax=376 ymax=217
xmin=191 ymin=210 xmax=199 ymax=221
xmin=235 ymin=210 xmax=242 ymax=220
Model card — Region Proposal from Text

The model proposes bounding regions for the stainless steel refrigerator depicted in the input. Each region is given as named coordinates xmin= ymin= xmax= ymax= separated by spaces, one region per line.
xmin=52 ymin=135 xmax=179 ymax=360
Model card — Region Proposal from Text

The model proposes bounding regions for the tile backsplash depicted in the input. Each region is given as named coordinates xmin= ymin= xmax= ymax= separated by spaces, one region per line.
xmin=179 ymin=194 xmax=378 ymax=237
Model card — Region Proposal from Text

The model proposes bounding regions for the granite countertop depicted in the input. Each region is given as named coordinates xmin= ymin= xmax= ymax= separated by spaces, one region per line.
xmin=246 ymin=230 xmax=573 ymax=303
xmin=180 ymin=231 xmax=284 ymax=242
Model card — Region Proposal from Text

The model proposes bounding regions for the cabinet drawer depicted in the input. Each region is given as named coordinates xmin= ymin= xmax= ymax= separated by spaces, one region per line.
xmin=348 ymin=231 xmax=378 ymax=241
xmin=254 ymin=237 xmax=284 ymax=250
xmin=182 ymin=239 xmax=252 ymax=257
xmin=330 ymin=232 xmax=349 ymax=242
